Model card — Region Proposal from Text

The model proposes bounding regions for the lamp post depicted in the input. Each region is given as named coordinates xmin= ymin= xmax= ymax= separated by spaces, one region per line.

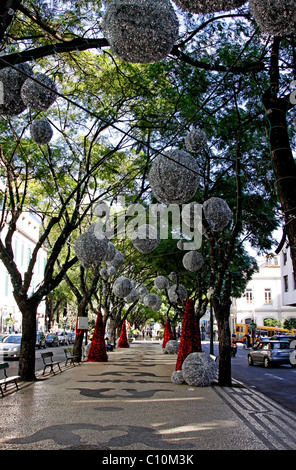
xmin=207 ymin=287 xmax=214 ymax=355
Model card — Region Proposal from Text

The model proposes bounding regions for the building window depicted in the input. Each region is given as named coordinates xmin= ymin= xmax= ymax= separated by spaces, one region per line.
xmin=283 ymin=251 xmax=287 ymax=265
xmin=284 ymin=275 xmax=289 ymax=293
xmin=245 ymin=289 xmax=253 ymax=304
xmin=264 ymin=288 xmax=271 ymax=304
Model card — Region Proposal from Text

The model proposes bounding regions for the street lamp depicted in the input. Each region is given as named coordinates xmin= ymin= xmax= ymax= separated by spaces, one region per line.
xmin=207 ymin=287 xmax=214 ymax=355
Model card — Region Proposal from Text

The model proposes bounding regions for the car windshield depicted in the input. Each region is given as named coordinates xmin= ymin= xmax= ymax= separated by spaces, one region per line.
xmin=4 ymin=335 xmax=21 ymax=344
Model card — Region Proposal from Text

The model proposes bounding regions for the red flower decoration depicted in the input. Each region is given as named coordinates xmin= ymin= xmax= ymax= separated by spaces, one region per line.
xmin=175 ymin=298 xmax=202 ymax=371
xmin=118 ymin=321 xmax=129 ymax=348
xmin=162 ymin=318 xmax=174 ymax=348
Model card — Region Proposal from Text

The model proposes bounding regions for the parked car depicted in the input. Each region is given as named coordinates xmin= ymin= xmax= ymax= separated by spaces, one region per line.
xmin=248 ymin=340 xmax=294 ymax=368
xmin=45 ymin=333 xmax=59 ymax=347
xmin=66 ymin=332 xmax=73 ymax=344
xmin=57 ymin=331 xmax=70 ymax=345
xmin=0 ymin=334 xmax=22 ymax=359
xmin=36 ymin=332 xmax=46 ymax=349
xmin=0 ymin=334 xmax=8 ymax=342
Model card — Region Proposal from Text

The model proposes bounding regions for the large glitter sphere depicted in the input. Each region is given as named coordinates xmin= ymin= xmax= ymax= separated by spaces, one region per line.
xmin=154 ymin=275 xmax=169 ymax=290
xmin=152 ymin=296 xmax=162 ymax=312
xmin=182 ymin=250 xmax=204 ymax=272
xmin=21 ymin=73 xmax=58 ymax=111
xmin=164 ymin=339 xmax=179 ymax=354
xmin=74 ymin=232 xmax=109 ymax=268
xmin=203 ymin=197 xmax=232 ymax=231
xmin=185 ymin=128 xmax=207 ymax=153
xmin=182 ymin=352 xmax=217 ymax=387
xmin=0 ymin=64 xmax=33 ymax=116
xmin=172 ymin=0 xmax=247 ymax=13
xmin=102 ymin=0 xmax=179 ymax=64
xmin=249 ymin=0 xmax=296 ymax=36
xmin=30 ymin=119 xmax=53 ymax=145
xmin=124 ymin=287 xmax=139 ymax=303
xmin=149 ymin=149 xmax=199 ymax=204
xmin=168 ymin=284 xmax=187 ymax=304
xmin=143 ymin=293 xmax=159 ymax=308
xmin=103 ymin=241 xmax=116 ymax=262
xmin=131 ymin=224 xmax=160 ymax=254
xmin=113 ymin=276 xmax=133 ymax=298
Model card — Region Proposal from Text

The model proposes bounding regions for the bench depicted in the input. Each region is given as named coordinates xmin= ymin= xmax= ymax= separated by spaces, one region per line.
xmin=41 ymin=352 xmax=62 ymax=375
xmin=0 ymin=362 xmax=21 ymax=397
xmin=64 ymin=348 xmax=80 ymax=366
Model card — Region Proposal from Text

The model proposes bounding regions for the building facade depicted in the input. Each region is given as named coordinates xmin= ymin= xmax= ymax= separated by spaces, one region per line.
xmin=229 ymin=255 xmax=296 ymax=332
xmin=0 ymin=212 xmax=47 ymax=333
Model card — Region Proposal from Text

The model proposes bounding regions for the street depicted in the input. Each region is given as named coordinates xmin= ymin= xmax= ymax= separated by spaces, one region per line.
xmin=2 ymin=341 xmax=296 ymax=414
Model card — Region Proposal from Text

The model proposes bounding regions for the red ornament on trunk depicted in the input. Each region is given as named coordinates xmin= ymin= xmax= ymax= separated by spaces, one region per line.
xmin=175 ymin=298 xmax=202 ymax=371
xmin=87 ymin=312 xmax=108 ymax=362
xmin=118 ymin=321 xmax=129 ymax=348
xmin=162 ymin=318 xmax=174 ymax=348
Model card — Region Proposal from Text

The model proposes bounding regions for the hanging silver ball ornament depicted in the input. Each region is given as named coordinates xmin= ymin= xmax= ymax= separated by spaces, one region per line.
xmin=203 ymin=197 xmax=232 ymax=231
xmin=143 ymin=293 xmax=159 ymax=308
xmin=124 ymin=288 xmax=139 ymax=303
xmin=113 ymin=276 xmax=133 ymax=298
xmin=149 ymin=149 xmax=199 ymax=204
xmin=249 ymin=0 xmax=296 ymax=36
xmin=103 ymin=241 xmax=116 ymax=262
xmin=30 ymin=119 xmax=53 ymax=145
xmin=154 ymin=275 xmax=169 ymax=290
xmin=74 ymin=232 xmax=109 ymax=269
xmin=107 ymin=266 xmax=117 ymax=276
xmin=169 ymin=272 xmax=178 ymax=282
xmin=168 ymin=284 xmax=187 ymax=304
xmin=102 ymin=0 xmax=179 ymax=64
xmin=0 ymin=64 xmax=33 ymax=116
xmin=100 ymin=267 xmax=109 ymax=279
xmin=182 ymin=250 xmax=204 ymax=272
xmin=172 ymin=0 xmax=247 ymax=14
xmin=185 ymin=128 xmax=207 ymax=153
xmin=107 ymin=249 xmax=124 ymax=268
xmin=152 ymin=296 xmax=162 ymax=312
xmin=138 ymin=284 xmax=148 ymax=297
xmin=131 ymin=224 xmax=160 ymax=254
xmin=94 ymin=201 xmax=109 ymax=218
xmin=21 ymin=73 xmax=58 ymax=112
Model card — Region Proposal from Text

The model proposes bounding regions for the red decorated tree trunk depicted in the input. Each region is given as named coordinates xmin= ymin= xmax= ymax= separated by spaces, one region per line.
xmin=175 ymin=298 xmax=202 ymax=371
xmin=162 ymin=318 xmax=174 ymax=348
xmin=87 ymin=312 xmax=108 ymax=362
xmin=117 ymin=321 xmax=129 ymax=348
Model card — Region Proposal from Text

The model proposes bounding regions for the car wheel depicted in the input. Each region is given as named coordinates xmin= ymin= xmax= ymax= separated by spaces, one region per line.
xmin=263 ymin=357 xmax=270 ymax=368
xmin=248 ymin=355 xmax=253 ymax=366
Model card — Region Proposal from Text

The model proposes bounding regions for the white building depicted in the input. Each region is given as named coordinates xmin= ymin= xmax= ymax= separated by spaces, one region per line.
xmin=280 ymin=243 xmax=296 ymax=307
xmin=229 ymin=255 xmax=296 ymax=332
xmin=0 ymin=212 xmax=47 ymax=333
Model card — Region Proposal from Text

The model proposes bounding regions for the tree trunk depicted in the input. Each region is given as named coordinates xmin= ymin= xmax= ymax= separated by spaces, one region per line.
xmin=213 ymin=301 xmax=232 ymax=387
xmin=72 ymin=299 xmax=88 ymax=362
xmin=18 ymin=299 xmax=39 ymax=381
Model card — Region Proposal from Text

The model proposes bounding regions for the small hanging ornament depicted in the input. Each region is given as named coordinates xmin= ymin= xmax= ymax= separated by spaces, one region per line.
xmin=21 ymin=73 xmax=58 ymax=111
xmin=100 ymin=267 xmax=109 ymax=279
xmin=149 ymin=149 xmax=199 ymax=204
xmin=0 ymin=64 xmax=33 ymax=116
xmin=74 ymin=232 xmax=109 ymax=268
xmin=131 ymin=224 xmax=160 ymax=254
xmin=143 ymin=293 xmax=159 ymax=308
xmin=182 ymin=250 xmax=204 ymax=272
xmin=203 ymin=197 xmax=232 ymax=231
xmin=106 ymin=249 xmax=124 ymax=268
xmin=107 ymin=266 xmax=117 ymax=276
xmin=185 ymin=128 xmax=207 ymax=153
xmin=152 ymin=297 xmax=162 ymax=312
xmin=249 ymin=0 xmax=296 ymax=36
xmin=102 ymin=0 xmax=179 ymax=64
xmin=172 ymin=0 xmax=247 ymax=14
xmin=154 ymin=275 xmax=169 ymax=290
xmin=113 ymin=276 xmax=133 ymax=298
xmin=124 ymin=287 xmax=139 ymax=303
xmin=168 ymin=284 xmax=187 ymax=304
xmin=30 ymin=119 xmax=53 ymax=145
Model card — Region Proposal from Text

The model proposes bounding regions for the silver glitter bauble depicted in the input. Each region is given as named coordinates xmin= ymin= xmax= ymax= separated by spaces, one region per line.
xmin=182 ymin=251 xmax=204 ymax=272
xmin=143 ymin=293 xmax=159 ymax=308
xmin=249 ymin=0 xmax=296 ymax=36
xmin=172 ymin=0 xmax=247 ymax=13
xmin=104 ymin=241 xmax=116 ymax=262
xmin=74 ymin=232 xmax=109 ymax=268
xmin=152 ymin=296 xmax=162 ymax=312
xmin=124 ymin=287 xmax=139 ymax=303
xmin=21 ymin=73 xmax=58 ymax=111
xmin=203 ymin=197 xmax=232 ymax=231
xmin=107 ymin=266 xmax=117 ymax=276
xmin=113 ymin=276 xmax=133 ymax=298
xmin=94 ymin=201 xmax=109 ymax=218
xmin=30 ymin=119 xmax=53 ymax=145
xmin=149 ymin=149 xmax=199 ymax=204
xmin=102 ymin=0 xmax=179 ymax=64
xmin=185 ymin=128 xmax=207 ymax=153
xmin=138 ymin=284 xmax=148 ymax=297
xmin=107 ymin=249 xmax=124 ymax=268
xmin=182 ymin=352 xmax=217 ymax=387
xmin=0 ymin=64 xmax=33 ymax=116
xmin=154 ymin=275 xmax=169 ymax=290
xmin=168 ymin=284 xmax=187 ymax=304
xmin=164 ymin=339 xmax=179 ymax=354
xmin=169 ymin=272 xmax=178 ymax=281
xmin=100 ymin=267 xmax=109 ymax=279
xmin=131 ymin=224 xmax=160 ymax=254
xmin=171 ymin=370 xmax=185 ymax=384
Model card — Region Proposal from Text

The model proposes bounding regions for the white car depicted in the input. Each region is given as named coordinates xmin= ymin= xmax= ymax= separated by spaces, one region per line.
xmin=0 ymin=334 xmax=22 ymax=359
